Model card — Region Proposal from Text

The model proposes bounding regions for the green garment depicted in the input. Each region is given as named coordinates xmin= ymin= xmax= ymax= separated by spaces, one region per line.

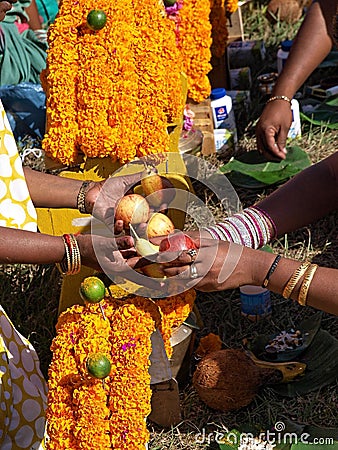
xmin=2 ymin=0 xmax=31 ymax=24
xmin=36 ymin=0 xmax=59 ymax=26
xmin=0 ymin=22 xmax=47 ymax=86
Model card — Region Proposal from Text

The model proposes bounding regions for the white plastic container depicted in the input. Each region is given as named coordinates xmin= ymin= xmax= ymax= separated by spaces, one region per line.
xmin=240 ymin=285 xmax=272 ymax=322
xmin=288 ymin=98 xmax=301 ymax=139
xmin=277 ymin=39 xmax=293 ymax=74
xmin=210 ymin=88 xmax=237 ymax=150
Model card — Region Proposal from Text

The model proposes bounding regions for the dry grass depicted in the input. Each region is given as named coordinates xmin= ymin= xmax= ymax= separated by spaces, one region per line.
xmin=2 ymin=1 xmax=337 ymax=448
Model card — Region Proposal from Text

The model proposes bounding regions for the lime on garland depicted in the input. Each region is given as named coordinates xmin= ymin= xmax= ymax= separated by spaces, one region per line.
xmin=86 ymin=10 xmax=107 ymax=31
xmin=79 ymin=276 xmax=106 ymax=303
xmin=86 ymin=353 xmax=111 ymax=379
xmin=164 ymin=0 xmax=177 ymax=5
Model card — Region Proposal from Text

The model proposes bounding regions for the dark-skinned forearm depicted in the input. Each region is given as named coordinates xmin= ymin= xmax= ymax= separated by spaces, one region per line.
xmin=272 ymin=0 xmax=334 ymax=99
xmin=23 ymin=168 xmax=84 ymax=209
xmin=0 ymin=227 xmax=65 ymax=264
xmin=256 ymin=152 xmax=338 ymax=235
xmin=249 ymin=248 xmax=338 ymax=316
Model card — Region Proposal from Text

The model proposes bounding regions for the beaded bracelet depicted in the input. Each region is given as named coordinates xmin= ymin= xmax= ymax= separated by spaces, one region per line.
xmin=77 ymin=181 xmax=91 ymax=214
xmin=298 ymin=264 xmax=318 ymax=306
xmin=266 ymin=95 xmax=292 ymax=105
xmin=56 ymin=234 xmax=81 ymax=275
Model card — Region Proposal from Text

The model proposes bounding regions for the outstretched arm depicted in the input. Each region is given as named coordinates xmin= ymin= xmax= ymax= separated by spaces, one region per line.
xmin=256 ymin=152 xmax=338 ymax=235
xmin=160 ymin=240 xmax=338 ymax=316
xmin=256 ymin=0 xmax=336 ymax=158
xmin=23 ymin=168 xmax=83 ymax=209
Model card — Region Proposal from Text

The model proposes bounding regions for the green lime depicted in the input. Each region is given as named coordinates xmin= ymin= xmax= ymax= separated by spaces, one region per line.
xmin=79 ymin=276 xmax=106 ymax=303
xmin=164 ymin=0 xmax=177 ymax=6
xmin=86 ymin=10 xmax=107 ymax=31
xmin=86 ymin=353 xmax=111 ymax=379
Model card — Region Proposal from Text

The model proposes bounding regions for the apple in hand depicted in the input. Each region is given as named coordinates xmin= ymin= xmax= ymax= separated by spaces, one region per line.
xmin=159 ymin=230 xmax=197 ymax=253
xmin=146 ymin=212 xmax=175 ymax=239
xmin=141 ymin=168 xmax=175 ymax=208
xmin=115 ymin=193 xmax=150 ymax=229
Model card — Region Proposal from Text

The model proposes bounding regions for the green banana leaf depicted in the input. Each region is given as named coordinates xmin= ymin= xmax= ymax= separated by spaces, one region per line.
xmin=272 ymin=328 xmax=338 ymax=397
xmin=220 ymin=147 xmax=311 ymax=187
xmin=300 ymin=95 xmax=338 ymax=129
xmin=249 ymin=312 xmax=322 ymax=362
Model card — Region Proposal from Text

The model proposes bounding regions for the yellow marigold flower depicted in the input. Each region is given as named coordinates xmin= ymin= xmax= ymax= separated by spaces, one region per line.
xmin=42 ymin=0 xmax=184 ymax=165
xmin=47 ymin=289 xmax=196 ymax=448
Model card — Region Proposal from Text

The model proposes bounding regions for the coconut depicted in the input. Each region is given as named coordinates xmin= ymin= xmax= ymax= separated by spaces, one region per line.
xmin=193 ymin=349 xmax=276 ymax=411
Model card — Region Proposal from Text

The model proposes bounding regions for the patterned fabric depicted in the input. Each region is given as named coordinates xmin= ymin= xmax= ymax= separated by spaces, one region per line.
xmin=0 ymin=100 xmax=46 ymax=448
xmin=0 ymin=100 xmax=37 ymax=231
xmin=0 ymin=306 xmax=47 ymax=449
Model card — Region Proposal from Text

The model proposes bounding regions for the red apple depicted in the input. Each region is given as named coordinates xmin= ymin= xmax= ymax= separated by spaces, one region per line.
xmin=159 ymin=230 xmax=197 ymax=253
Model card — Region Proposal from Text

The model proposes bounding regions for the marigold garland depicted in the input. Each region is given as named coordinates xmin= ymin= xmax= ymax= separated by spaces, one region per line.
xmin=47 ymin=289 xmax=196 ymax=448
xmin=156 ymin=288 xmax=196 ymax=358
xmin=42 ymin=0 xmax=184 ymax=165
xmin=210 ymin=0 xmax=229 ymax=58
xmin=177 ymin=0 xmax=212 ymax=103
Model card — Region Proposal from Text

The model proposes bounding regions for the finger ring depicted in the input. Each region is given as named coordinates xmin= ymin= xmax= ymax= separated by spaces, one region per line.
xmin=186 ymin=248 xmax=197 ymax=262
xmin=190 ymin=264 xmax=198 ymax=279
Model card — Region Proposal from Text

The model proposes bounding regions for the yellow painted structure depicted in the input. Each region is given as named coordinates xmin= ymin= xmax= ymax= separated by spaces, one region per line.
xmin=37 ymin=101 xmax=195 ymax=314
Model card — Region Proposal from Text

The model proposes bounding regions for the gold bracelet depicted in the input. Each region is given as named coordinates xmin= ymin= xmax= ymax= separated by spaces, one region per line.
xmin=298 ymin=264 xmax=318 ymax=306
xmin=266 ymin=95 xmax=292 ymax=105
xmin=282 ymin=262 xmax=311 ymax=299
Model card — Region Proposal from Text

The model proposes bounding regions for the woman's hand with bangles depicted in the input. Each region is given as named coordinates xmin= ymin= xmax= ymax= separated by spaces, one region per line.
xmin=84 ymin=172 xmax=142 ymax=233
xmin=76 ymin=233 xmax=138 ymax=273
xmin=156 ymin=238 xmax=254 ymax=292
xmin=256 ymin=100 xmax=292 ymax=160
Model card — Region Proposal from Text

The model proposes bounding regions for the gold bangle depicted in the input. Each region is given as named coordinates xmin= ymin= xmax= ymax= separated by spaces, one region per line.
xmin=282 ymin=262 xmax=311 ymax=299
xmin=298 ymin=264 xmax=318 ymax=306
xmin=266 ymin=95 xmax=292 ymax=105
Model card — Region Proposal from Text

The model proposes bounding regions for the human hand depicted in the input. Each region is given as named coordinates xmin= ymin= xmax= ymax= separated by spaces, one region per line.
xmin=85 ymin=172 xmax=142 ymax=233
xmin=157 ymin=238 xmax=251 ymax=292
xmin=76 ymin=233 xmax=138 ymax=273
xmin=256 ymin=101 xmax=292 ymax=160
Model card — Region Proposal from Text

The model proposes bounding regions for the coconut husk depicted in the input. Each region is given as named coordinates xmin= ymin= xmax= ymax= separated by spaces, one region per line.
xmin=193 ymin=349 xmax=278 ymax=411
xmin=266 ymin=0 xmax=302 ymax=24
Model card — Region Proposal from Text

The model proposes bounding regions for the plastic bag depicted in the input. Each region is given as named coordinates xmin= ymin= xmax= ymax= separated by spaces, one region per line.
xmin=0 ymin=82 xmax=46 ymax=140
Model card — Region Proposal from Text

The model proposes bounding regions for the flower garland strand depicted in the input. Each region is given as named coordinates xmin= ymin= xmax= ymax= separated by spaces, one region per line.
xmin=46 ymin=289 xmax=196 ymax=449
xmin=133 ymin=0 xmax=184 ymax=159
xmin=76 ymin=0 xmax=117 ymax=162
xmin=156 ymin=288 xmax=196 ymax=358
xmin=41 ymin=0 xmax=81 ymax=165
xmin=178 ymin=0 xmax=212 ymax=103
xmin=42 ymin=0 xmax=184 ymax=165
xmin=210 ymin=0 xmax=229 ymax=58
